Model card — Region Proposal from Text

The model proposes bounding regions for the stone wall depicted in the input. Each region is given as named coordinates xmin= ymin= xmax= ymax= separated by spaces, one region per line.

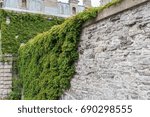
xmin=62 ymin=0 xmax=150 ymax=100
xmin=0 ymin=55 xmax=12 ymax=99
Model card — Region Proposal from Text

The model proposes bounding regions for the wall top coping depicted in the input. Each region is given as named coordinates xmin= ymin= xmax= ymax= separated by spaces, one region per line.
xmin=83 ymin=0 xmax=149 ymax=28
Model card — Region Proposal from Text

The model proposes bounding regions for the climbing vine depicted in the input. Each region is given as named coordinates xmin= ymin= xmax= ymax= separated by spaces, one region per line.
xmin=0 ymin=10 xmax=64 ymax=54
xmin=16 ymin=0 xmax=123 ymax=100
xmin=0 ymin=9 xmax=64 ymax=99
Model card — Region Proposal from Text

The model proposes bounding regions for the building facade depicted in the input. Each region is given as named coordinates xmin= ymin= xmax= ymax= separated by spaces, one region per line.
xmin=0 ymin=0 xmax=92 ymax=17
xmin=100 ymin=0 xmax=112 ymax=6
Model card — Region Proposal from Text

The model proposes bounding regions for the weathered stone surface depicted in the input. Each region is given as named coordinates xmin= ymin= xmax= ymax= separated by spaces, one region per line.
xmin=62 ymin=1 xmax=150 ymax=100
xmin=0 ymin=55 xmax=12 ymax=99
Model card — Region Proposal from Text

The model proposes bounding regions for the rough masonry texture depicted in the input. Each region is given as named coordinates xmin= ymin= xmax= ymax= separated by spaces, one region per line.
xmin=0 ymin=55 xmax=12 ymax=99
xmin=62 ymin=0 xmax=150 ymax=100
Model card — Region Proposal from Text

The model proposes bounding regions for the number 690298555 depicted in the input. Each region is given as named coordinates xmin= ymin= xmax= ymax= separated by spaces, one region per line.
xmin=80 ymin=105 xmax=132 ymax=113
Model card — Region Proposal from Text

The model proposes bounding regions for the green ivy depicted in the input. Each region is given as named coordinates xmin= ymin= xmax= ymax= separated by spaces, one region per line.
xmin=0 ymin=10 xmax=64 ymax=99
xmin=16 ymin=0 xmax=123 ymax=100
xmin=0 ymin=10 xmax=64 ymax=54
xmin=8 ymin=77 xmax=22 ymax=100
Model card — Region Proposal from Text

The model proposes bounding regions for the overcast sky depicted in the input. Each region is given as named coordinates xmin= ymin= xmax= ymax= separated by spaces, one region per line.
xmin=58 ymin=0 xmax=100 ymax=7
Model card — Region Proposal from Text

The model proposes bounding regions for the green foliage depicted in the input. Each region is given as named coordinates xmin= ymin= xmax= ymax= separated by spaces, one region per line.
xmin=0 ymin=10 xmax=3 ymax=29
xmin=0 ymin=10 xmax=64 ymax=99
xmin=0 ymin=10 xmax=64 ymax=54
xmin=16 ymin=0 xmax=123 ymax=100
xmin=8 ymin=77 xmax=22 ymax=100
